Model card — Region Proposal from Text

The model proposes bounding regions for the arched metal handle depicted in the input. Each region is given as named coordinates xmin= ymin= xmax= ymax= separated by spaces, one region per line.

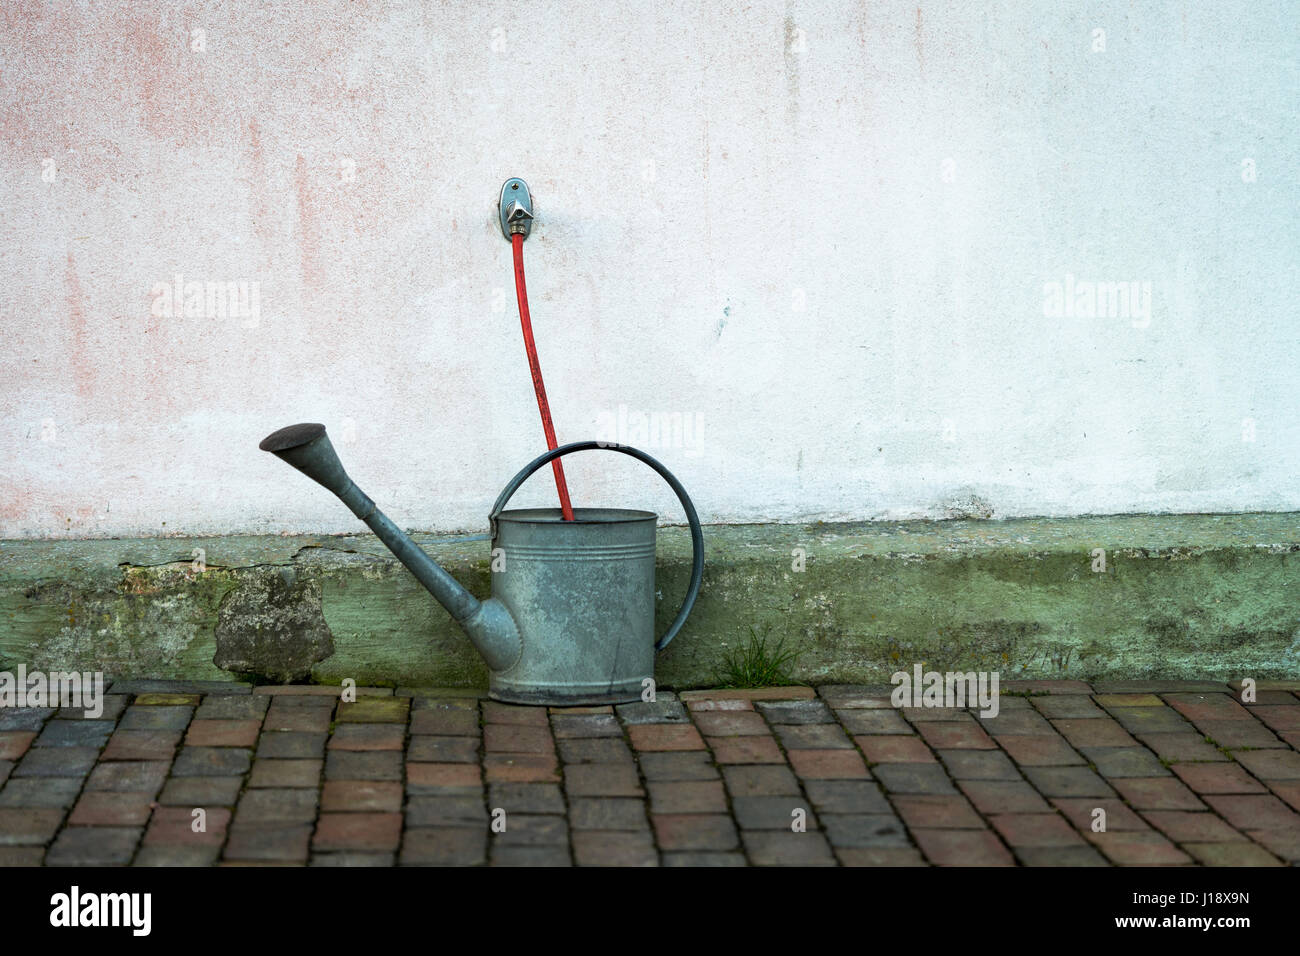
xmin=489 ymin=441 xmax=704 ymax=652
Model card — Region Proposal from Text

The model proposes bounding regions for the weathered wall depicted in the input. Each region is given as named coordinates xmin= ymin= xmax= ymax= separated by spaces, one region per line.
xmin=2 ymin=0 xmax=1296 ymax=538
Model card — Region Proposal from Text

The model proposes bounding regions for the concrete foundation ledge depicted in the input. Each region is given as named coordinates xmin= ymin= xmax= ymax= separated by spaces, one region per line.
xmin=1 ymin=513 xmax=1297 ymax=687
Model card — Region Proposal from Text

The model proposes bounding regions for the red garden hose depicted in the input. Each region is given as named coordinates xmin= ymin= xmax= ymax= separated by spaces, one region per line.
xmin=511 ymin=232 xmax=575 ymax=521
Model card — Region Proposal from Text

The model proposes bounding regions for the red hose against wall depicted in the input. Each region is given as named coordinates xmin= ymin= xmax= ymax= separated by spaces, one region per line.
xmin=511 ymin=232 xmax=576 ymax=521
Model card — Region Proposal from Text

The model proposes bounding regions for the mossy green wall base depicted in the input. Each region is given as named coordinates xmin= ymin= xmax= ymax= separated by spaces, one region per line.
xmin=1 ymin=514 xmax=1297 ymax=687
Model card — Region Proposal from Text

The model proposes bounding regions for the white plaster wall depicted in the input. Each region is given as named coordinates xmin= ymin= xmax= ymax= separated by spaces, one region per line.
xmin=1 ymin=0 xmax=1297 ymax=538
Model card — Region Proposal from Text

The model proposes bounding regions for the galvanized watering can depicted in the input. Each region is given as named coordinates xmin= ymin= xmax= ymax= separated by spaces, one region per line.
xmin=259 ymin=425 xmax=704 ymax=705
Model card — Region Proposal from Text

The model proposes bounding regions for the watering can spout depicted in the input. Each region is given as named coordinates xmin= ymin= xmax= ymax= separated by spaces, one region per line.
xmin=259 ymin=424 xmax=521 ymax=673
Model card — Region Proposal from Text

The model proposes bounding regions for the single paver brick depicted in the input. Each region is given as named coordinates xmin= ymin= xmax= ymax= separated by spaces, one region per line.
xmin=258 ymin=731 xmax=327 ymax=759
xmin=172 ymin=747 xmax=253 ymax=777
xmin=802 ymin=780 xmax=892 ymax=814
xmin=871 ymin=764 xmax=957 ymax=795
xmin=1165 ymin=693 xmax=1251 ymax=722
xmin=0 ymin=777 xmax=84 ymax=808
xmin=134 ymin=693 xmax=200 ymax=706
xmin=195 ymin=695 xmax=270 ymax=721
xmin=1021 ymin=766 xmax=1114 ymax=799
xmin=651 ymin=813 xmax=739 ymax=851
xmin=959 ymin=781 xmax=1051 ymax=815
xmin=629 ymin=724 xmax=705 ymax=752
xmin=336 ymin=697 xmax=409 ymax=724
xmin=1171 ymin=762 xmax=1267 ymax=794
xmin=638 ymin=752 xmax=718 ymax=782
xmin=143 ymin=807 xmax=231 ymax=847
xmin=743 ymin=830 xmax=836 ymax=866
xmin=551 ymin=714 xmax=622 ymax=739
xmin=33 ymin=720 xmax=113 ymax=748
xmin=721 ymin=766 xmax=801 ymax=799
xmin=45 ymin=826 xmax=142 ymax=866
xmin=836 ymin=846 xmax=928 ymax=867
xmin=159 ymin=776 xmax=244 ymax=807
xmin=1051 ymin=719 xmax=1136 ymax=748
xmin=990 ymin=813 xmax=1084 ymax=848
xmin=1193 ymin=719 xmax=1286 ymax=749
xmin=482 ymin=702 xmax=549 ymax=726
xmin=405 ymin=795 xmax=487 ymax=827
xmin=917 ymin=722 xmax=995 ymax=750
xmin=569 ymin=798 xmax=650 ymax=831
xmin=224 ymin=824 xmax=312 ymax=862
xmin=322 ymin=780 xmax=403 ymax=813
xmin=313 ymin=812 xmax=402 ymax=851
xmin=235 ymin=788 xmax=319 ymax=825
xmin=248 ymin=759 xmax=323 ymax=789
xmin=185 ymin=719 xmax=260 ymax=748
xmin=1183 ymin=842 xmax=1282 ymax=866
xmin=686 ymin=698 xmax=753 ymax=712
xmin=1051 ymin=797 xmax=1148 ymax=832
xmin=14 ymin=746 xmax=98 ymax=778
xmin=86 ymin=761 xmax=169 ymax=794
xmin=895 ymin=795 xmax=985 ymax=830
xmin=1111 ymin=776 xmax=1205 ymax=811
xmin=1250 ymin=706 xmax=1300 ymax=733
xmin=615 ymin=698 xmax=688 ymax=725
xmin=263 ymin=706 xmax=333 ymax=733
xmin=1143 ymin=810 xmax=1246 ymax=843
xmin=838 ymin=710 xmax=912 ymax=735
xmin=775 ymin=723 xmax=853 ymax=750
xmin=996 ymin=735 xmax=1083 ymax=767
xmin=1203 ymin=794 xmax=1300 ymax=831
xmin=913 ymin=828 xmax=1015 ymax=866
xmin=977 ymin=710 xmax=1055 ymax=736
xmin=406 ymin=762 xmax=482 ymax=792
xmin=755 ymin=700 xmax=834 ymax=724
xmin=821 ymin=813 xmax=910 ymax=848
xmin=0 ymin=708 xmax=54 ymax=732
xmin=564 ymin=763 xmax=643 ymax=797
xmin=556 ymin=737 xmax=633 ymax=764
xmin=330 ymin=723 xmax=406 ymax=751
xmin=0 ymin=733 xmax=36 ymax=760
xmin=708 ymin=735 xmax=783 ymax=764
xmin=937 ymin=749 xmax=1020 ymax=781
xmin=692 ymin=711 xmax=770 ymax=736
xmin=408 ymin=735 xmax=479 ymax=763
xmin=484 ymin=724 xmax=555 ymax=755
xmin=732 ymin=795 xmax=817 ymax=830
xmin=0 ymin=808 xmax=64 ymax=845
xmin=492 ymin=813 xmax=568 ymax=846
xmin=1087 ymin=830 xmax=1192 ymax=865
xmin=1135 ymin=733 xmax=1228 ymax=763
xmin=483 ymin=754 xmax=560 ymax=783
xmin=1233 ymin=749 xmax=1300 ymax=781
xmin=68 ymin=791 xmax=155 ymax=827
xmin=788 ymin=749 xmax=870 ymax=779
xmin=102 ymin=729 xmax=181 ymax=762
xmin=572 ymin=829 xmax=657 ymax=866
xmin=648 ymin=780 xmax=727 ymax=814
xmin=489 ymin=783 xmax=565 ymax=814
xmin=1032 ymin=696 xmax=1106 ymax=719
xmin=1107 ymin=707 xmax=1194 ymax=734
xmin=324 ymin=750 xmax=402 ymax=781
xmin=399 ymin=827 xmax=487 ymax=865
xmin=857 ymin=735 xmax=935 ymax=764
xmin=1079 ymin=747 xmax=1169 ymax=778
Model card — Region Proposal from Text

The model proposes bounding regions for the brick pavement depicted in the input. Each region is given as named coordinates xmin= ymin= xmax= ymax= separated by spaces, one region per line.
xmin=0 ymin=679 xmax=1297 ymax=866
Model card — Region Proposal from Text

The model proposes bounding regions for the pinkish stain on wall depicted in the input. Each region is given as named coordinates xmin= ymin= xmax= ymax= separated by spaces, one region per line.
xmin=1 ymin=1 xmax=1297 ymax=538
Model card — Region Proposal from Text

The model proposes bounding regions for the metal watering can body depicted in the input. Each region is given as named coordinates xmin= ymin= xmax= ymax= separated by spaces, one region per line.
xmin=260 ymin=428 xmax=704 ymax=706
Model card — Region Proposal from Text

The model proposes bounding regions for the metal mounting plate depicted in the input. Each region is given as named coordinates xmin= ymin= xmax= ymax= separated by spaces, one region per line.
xmin=498 ymin=178 xmax=534 ymax=241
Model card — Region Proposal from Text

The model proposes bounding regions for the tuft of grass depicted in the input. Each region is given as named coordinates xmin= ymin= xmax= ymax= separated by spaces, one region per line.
xmin=715 ymin=626 xmax=802 ymax=689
